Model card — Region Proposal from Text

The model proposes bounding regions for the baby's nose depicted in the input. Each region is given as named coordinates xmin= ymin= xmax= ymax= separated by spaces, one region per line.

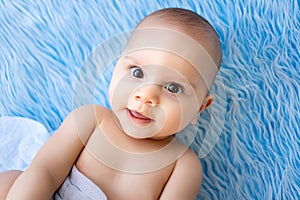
xmin=133 ymin=84 xmax=160 ymax=107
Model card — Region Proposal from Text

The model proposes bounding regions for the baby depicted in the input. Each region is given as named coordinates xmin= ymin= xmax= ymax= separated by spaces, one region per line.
xmin=0 ymin=8 xmax=222 ymax=200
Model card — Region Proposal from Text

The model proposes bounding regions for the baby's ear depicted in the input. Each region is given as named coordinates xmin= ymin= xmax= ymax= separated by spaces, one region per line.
xmin=191 ymin=94 xmax=215 ymax=124
xmin=190 ymin=95 xmax=215 ymax=125
xmin=198 ymin=94 xmax=215 ymax=113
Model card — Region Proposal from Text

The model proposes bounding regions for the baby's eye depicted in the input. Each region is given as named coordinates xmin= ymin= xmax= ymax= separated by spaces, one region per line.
xmin=165 ymin=83 xmax=183 ymax=94
xmin=130 ymin=66 xmax=144 ymax=79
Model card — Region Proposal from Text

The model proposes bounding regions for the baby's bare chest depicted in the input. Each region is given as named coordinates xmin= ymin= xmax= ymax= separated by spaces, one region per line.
xmin=76 ymin=149 xmax=175 ymax=199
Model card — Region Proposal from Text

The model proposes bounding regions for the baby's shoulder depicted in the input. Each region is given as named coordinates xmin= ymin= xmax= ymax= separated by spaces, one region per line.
xmin=73 ymin=104 xmax=111 ymax=120
xmin=69 ymin=104 xmax=111 ymax=142
xmin=176 ymin=148 xmax=202 ymax=172
xmin=162 ymin=148 xmax=202 ymax=198
xmin=74 ymin=104 xmax=110 ymax=113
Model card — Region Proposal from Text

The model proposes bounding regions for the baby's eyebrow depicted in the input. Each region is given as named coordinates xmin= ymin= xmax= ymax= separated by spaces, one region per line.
xmin=179 ymin=78 xmax=197 ymax=90
xmin=122 ymin=55 xmax=141 ymax=66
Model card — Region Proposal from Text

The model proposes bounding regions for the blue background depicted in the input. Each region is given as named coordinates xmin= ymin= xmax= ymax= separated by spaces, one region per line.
xmin=0 ymin=1 xmax=299 ymax=199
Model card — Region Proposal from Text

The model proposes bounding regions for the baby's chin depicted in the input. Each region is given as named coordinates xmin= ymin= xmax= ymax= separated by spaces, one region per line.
xmin=122 ymin=125 xmax=179 ymax=141
xmin=122 ymin=126 xmax=159 ymax=139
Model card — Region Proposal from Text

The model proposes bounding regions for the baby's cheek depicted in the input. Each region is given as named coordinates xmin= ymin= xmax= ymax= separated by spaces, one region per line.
xmin=178 ymin=97 xmax=200 ymax=126
xmin=161 ymin=99 xmax=182 ymax=125
xmin=109 ymin=74 xmax=136 ymax=107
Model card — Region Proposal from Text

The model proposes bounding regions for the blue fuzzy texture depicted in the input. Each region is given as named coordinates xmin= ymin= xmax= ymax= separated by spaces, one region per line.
xmin=0 ymin=1 xmax=299 ymax=199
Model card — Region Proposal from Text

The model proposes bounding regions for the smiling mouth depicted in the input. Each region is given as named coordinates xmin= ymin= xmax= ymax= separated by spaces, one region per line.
xmin=127 ymin=109 xmax=152 ymax=124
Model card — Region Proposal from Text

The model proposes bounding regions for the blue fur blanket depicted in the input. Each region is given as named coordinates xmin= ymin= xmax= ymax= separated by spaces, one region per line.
xmin=0 ymin=1 xmax=299 ymax=199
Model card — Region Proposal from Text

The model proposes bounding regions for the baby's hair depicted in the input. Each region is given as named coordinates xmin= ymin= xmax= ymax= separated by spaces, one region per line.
xmin=137 ymin=8 xmax=222 ymax=68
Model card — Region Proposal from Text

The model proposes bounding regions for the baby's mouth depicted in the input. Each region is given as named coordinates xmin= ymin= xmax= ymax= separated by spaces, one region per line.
xmin=127 ymin=109 xmax=153 ymax=124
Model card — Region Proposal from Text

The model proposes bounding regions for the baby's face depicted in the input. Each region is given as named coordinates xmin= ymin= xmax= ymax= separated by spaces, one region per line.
xmin=108 ymin=25 xmax=218 ymax=139
xmin=108 ymin=48 xmax=210 ymax=139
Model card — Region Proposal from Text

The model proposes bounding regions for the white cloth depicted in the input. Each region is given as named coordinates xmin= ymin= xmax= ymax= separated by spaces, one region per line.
xmin=53 ymin=165 xmax=107 ymax=200
xmin=0 ymin=117 xmax=49 ymax=171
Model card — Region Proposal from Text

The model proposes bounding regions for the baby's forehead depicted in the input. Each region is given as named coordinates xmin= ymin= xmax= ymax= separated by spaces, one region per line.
xmin=123 ymin=27 xmax=218 ymax=89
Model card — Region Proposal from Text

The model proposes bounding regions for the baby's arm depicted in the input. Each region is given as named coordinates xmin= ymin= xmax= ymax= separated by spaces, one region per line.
xmin=159 ymin=149 xmax=203 ymax=200
xmin=6 ymin=104 xmax=104 ymax=200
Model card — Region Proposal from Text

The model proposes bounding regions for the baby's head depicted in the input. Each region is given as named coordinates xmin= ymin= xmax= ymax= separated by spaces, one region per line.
xmin=135 ymin=8 xmax=222 ymax=68
xmin=109 ymin=8 xmax=222 ymax=139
